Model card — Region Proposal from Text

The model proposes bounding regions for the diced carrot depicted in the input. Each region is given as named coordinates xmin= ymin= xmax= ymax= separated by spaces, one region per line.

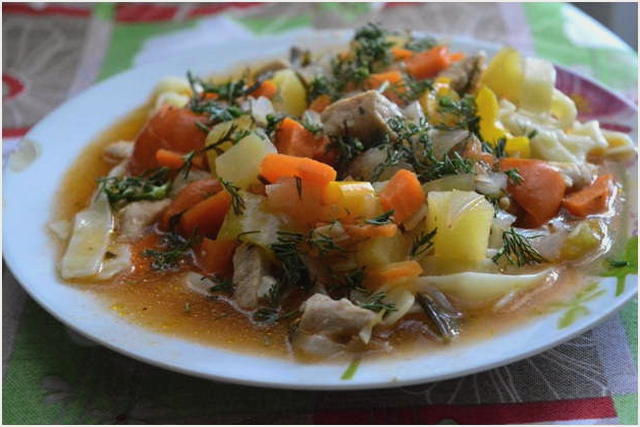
xmin=379 ymin=169 xmax=426 ymax=224
xmin=156 ymin=149 xmax=207 ymax=171
xmin=366 ymin=70 xmax=404 ymax=90
xmin=265 ymin=177 xmax=332 ymax=228
xmin=404 ymin=45 xmax=453 ymax=80
xmin=500 ymin=158 xmax=567 ymax=228
xmin=196 ymin=238 xmax=238 ymax=276
xmin=275 ymin=117 xmax=329 ymax=158
xmin=309 ymin=95 xmax=332 ymax=113
xmin=562 ymin=174 xmax=614 ymax=217
xmin=391 ymin=47 xmax=414 ymax=60
xmin=343 ymin=223 xmax=398 ymax=240
xmin=204 ymin=93 xmax=218 ymax=100
xmin=130 ymin=105 xmax=208 ymax=175
xmin=156 ymin=149 xmax=185 ymax=170
xmin=179 ymin=190 xmax=231 ymax=238
xmin=368 ymin=260 xmax=423 ymax=286
xmin=250 ymin=79 xmax=277 ymax=99
xmin=260 ymin=153 xmax=337 ymax=187
xmin=160 ymin=179 xmax=221 ymax=230
xmin=448 ymin=52 xmax=465 ymax=62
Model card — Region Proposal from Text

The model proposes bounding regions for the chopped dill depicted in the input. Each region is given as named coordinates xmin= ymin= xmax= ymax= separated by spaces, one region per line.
xmin=358 ymin=291 xmax=397 ymax=314
xmin=270 ymin=231 xmax=311 ymax=291
xmin=411 ymin=228 xmax=437 ymax=258
xmin=97 ymin=167 xmax=172 ymax=208
xmin=365 ymin=210 xmax=395 ymax=226
xmin=301 ymin=117 xmax=322 ymax=135
xmin=492 ymin=228 xmax=547 ymax=267
xmin=264 ymin=113 xmax=286 ymax=138
xmin=219 ymin=178 xmax=245 ymax=215
xmin=143 ymin=232 xmax=199 ymax=272
xmin=383 ymin=116 xmax=474 ymax=182
xmin=208 ymin=276 xmax=234 ymax=294
xmin=504 ymin=168 xmax=524 ymax=185
xmin=331 ymin=134 xmax=365 ymax=178
xmin=252 ymin=307 xmax=299 ymax=324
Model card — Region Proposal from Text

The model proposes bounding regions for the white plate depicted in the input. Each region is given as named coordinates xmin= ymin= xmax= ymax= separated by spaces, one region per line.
xmin=3 ymin=31 xmax=637 ymax=390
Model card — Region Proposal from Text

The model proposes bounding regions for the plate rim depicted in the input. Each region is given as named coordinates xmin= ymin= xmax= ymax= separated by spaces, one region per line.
xmin=3 ymin=32 xmax=637 ymax=390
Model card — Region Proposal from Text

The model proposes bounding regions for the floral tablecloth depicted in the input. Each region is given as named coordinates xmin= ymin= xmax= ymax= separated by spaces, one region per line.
xmin=2 ymin=2 xmax=637 ymax=424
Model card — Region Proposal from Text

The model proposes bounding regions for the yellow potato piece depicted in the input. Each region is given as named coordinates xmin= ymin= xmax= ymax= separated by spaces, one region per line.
xmin=215 ymin=133 xmax=276 ymax=189
xmin=325 ymin=181 xmax=378 ymax=219
xmin=271 ymin=69 xmax=307 ymax=116
xmin=356 ymin=233 xmax=410 ymax=269
xmin=479 ymin=47 xmax=523 ymax=102
xmin=427 ymin=190 xmax=494 ymax=262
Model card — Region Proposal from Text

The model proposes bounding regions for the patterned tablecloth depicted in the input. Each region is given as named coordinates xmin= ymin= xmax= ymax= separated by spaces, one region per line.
xmin=2 ymin=2 xmax=637 ymax=424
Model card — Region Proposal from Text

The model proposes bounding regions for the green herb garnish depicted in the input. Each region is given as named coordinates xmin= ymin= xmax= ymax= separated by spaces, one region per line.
xmin=365 ymin=210 xmax=394 ymax=226
xmin=492 ymin=228 xmax=546 ymax=267
xmin=358 ymin=291 xmax=397 ymax=314
xmin=219 ymin=178 xmax=245 ymax=215
xmin=504 ymin=168 xmax=524 ymax=185
xmin=143 ymin=232 xmax=199 ymax=272
xmin=97 ymin=167 xmax=172 ymax=208
xmin=411 ymin=228 xmax=437 ymax=258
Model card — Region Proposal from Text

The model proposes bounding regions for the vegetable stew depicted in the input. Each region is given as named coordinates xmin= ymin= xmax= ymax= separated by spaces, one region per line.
xmin=51 ymin=25 xmax=636 ymax=362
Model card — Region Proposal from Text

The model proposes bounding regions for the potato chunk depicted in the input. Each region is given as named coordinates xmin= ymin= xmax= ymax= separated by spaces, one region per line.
xmin=427 ymin=190 xmax=494 ymax=262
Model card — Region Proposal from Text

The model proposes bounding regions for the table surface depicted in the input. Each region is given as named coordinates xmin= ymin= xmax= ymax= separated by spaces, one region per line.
xmin=2 ymin=2 xmax=637 ymax=424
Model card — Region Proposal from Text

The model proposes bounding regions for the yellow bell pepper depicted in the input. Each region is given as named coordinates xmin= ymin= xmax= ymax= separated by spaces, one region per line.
xmin=505 ymin=136 xmax=531 ymax=158
xmin=479 ymin=47 xmax=523 ymax=102
xmin=476 ymin=86 xmax=508 ymax=144
xmin=476 ymin=86 xmax=531 ymax=157
xmin=324 ymin=181 xmax=378 ymax=219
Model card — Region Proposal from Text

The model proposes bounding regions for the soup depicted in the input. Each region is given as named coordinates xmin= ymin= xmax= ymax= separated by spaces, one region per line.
xmin=50 ymin=24 xmax=635 ymax=363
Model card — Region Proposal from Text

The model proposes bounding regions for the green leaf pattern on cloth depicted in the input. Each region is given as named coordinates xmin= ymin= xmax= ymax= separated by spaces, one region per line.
xmin=601 ymin=236 xmax=639 ymax=296
xmin=548 ymin=282 xmax=607 ymax=329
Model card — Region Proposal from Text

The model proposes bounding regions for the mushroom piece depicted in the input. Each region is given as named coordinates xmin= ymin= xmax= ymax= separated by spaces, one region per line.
xmin=321 ymin=90 xmax=403 ymax=146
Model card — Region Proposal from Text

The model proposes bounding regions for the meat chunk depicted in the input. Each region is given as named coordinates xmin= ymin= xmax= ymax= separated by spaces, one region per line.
xmin=291 ymin=293 xmax=377 ymax=358
xmin=321 ymin=90 xmax=403 ymax=146
xmin=232 ymin=243 xmax=274 ymax=310
xmin=548 ymin=161 xmax=597 ymax=190
xmin=438 ymin=53 xmax=486 ymax=94
xmin=118 ymin=199 xmax=171 ymax=241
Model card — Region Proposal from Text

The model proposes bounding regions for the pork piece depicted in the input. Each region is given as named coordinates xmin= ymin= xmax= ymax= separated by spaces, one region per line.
xmin=232 ymin=243 xmax=274 ymax=310
xmin=104 ymin=140 xmax=134 ymax=161
xmin=119 ymin=199 xmax=171 ymax=241
xmin=438 ymin=53 xmax=486 ymax=94
xmin=547 ymin=161 xmax=597 ymax=190
xmin=321 ymin=90 xmax=403 ymax=146
xmin=291 ymin=293 xmax=377 ymax=357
